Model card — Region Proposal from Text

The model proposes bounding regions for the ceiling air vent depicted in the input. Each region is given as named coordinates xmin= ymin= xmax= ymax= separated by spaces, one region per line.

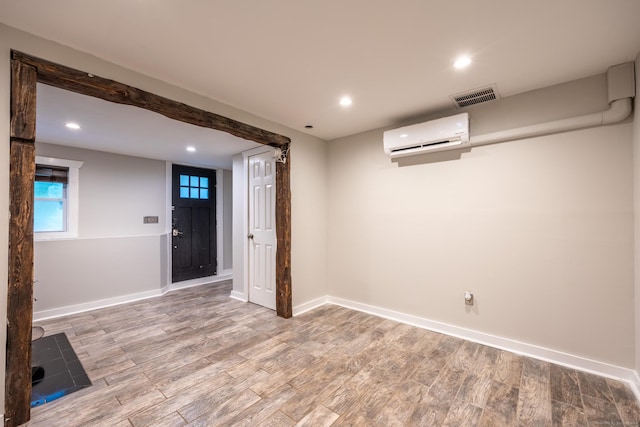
xmin=451 ymin=84 xmax=500 ymax=108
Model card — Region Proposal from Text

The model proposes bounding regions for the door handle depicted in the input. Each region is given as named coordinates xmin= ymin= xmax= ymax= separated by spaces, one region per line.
xmin=247 ymin=234 xmax=254 ymax=239
xmin=172 ymin=228 xmax=183 ymax=237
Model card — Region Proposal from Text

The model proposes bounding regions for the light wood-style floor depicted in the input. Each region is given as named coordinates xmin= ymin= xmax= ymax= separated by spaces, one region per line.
xmin=24 ymin=281 xmax=640 ymax=426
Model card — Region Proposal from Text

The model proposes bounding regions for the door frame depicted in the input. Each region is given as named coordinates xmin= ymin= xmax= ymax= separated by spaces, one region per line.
xmin=6 ymin=50 xmax=292 ymax=426
xmin=170 ymin=163 xmax=218 ymax=283
xmin=164 ymin=165 xmax=233 ymax=289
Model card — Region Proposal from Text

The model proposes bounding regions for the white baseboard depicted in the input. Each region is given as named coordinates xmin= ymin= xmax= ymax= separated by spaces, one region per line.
xmin=229 ymin=291 xmax=249 ymax=302
xmin=293 ymin=295 xmax=329 ymax=316
xmin=33 ymin=289 xmax=163 ymax=322
xmin=314 ymin=295 xmax=640 ymax=393
xmin=230 ymin=290 xmax=248 ymax=302
xmin=169 ymin=273 xmax=232 ymax=291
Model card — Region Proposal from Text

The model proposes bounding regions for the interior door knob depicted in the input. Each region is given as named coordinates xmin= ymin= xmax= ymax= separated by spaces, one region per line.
xmin=247 ymin=234 xmax=254 ymax=239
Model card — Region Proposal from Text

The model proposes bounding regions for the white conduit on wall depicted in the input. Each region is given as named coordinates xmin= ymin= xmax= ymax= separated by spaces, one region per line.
xmin=470 ymin=62 xmax=635 ymax=147
xmin=470 ymin=98 xmax=633 ymax=147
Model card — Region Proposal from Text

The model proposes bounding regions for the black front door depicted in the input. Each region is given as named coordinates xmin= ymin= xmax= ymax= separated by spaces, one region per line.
xmin=172 ymin=164 xmax=217 ymax=282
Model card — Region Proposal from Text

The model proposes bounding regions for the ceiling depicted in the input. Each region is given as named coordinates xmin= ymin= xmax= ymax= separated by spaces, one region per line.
xmin=35 ymin=83 xmax=260 ymax=169
xmin=2 ymin=1 xmax=640 ymax=143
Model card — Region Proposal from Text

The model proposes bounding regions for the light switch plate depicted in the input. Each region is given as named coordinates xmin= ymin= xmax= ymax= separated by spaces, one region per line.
xmin=143 ymin=216 xmax=159 ymax=224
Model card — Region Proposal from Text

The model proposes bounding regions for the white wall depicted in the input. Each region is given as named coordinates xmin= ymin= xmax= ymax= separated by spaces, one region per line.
xmin=290 ymin=136 xmax=329 ymax=305
xmin=36 ymin=143 xmax=166 ymax=236
xmin=328 ymin=74 xmax=635 ymax=369
xmin=34 ymin=236 xmax=162 ymax=314
xmin=0 ymin=22 xmax=329 ymax=414
xmin=223 ymin=169 xmax=233 ymax=271
xmin=232 ymin=154 xmax=245 ymax=299
xmin=33 ymin=143 xmax=166 ymax=315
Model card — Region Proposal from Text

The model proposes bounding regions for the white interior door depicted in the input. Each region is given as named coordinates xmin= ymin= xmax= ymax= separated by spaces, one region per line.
xmin=248 ymin=151 xmax=276 ymax=309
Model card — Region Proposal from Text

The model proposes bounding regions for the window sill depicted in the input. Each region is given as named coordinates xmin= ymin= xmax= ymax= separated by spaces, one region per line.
xmin=34 ymin=232 xmax=78 ymax=241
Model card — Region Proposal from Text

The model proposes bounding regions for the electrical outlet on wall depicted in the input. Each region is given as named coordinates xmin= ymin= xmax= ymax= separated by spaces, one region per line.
xmin=143 ymin=216 xmax=159 ymax=224
xmin=464 ymin=291 xmax=474 ymax=306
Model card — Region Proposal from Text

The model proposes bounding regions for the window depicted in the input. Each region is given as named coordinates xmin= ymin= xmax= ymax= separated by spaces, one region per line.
xmin=179 ymin=174 xmax=209 ymax=199
xmin=34 ymin=156 xmax=83 ymax=240
xmin=34 ymin=166 xmax=67 ymax=232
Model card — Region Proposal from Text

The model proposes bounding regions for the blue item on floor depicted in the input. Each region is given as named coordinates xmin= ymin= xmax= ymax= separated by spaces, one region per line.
xmin=31 ymin=333 xmax=92 ymax=407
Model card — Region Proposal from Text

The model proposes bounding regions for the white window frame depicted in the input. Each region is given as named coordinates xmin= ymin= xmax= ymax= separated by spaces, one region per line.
xmin=34 ymin=156 xmax=83 ymax=241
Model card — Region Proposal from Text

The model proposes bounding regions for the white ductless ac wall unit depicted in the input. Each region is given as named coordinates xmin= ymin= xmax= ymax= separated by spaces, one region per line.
xmin=383 ymin=113 xmax=470 ymax=158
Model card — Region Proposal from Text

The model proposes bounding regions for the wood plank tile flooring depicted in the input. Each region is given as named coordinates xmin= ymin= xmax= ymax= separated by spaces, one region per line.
xmin=24 ymin=281 xmax=640 ymax=426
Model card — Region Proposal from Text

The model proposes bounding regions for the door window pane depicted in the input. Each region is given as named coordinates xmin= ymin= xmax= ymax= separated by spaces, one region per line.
xmin=179 ymin=175 xmax=210 ymax=199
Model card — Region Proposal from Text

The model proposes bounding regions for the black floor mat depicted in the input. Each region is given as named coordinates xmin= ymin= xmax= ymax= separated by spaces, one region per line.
xmin=31 ymin=332 xmax=92 ymax=407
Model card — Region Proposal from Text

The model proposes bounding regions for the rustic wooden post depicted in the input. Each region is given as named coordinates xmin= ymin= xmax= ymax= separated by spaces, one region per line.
xmin=276 ymin=148 xmax=292 ymax=318
xmin=5 ymin=58 xmax=37 ymax=427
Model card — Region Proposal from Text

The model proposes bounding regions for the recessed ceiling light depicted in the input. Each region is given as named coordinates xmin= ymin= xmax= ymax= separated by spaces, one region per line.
xmin=186 ymin=146 xmax=196 ymax=152
xmin=400 ymin=133 xmax=408 ymax=138
xmin=454 ymin=56 xmax=472 ymax=69
xmin=65 ymin=122 xmax=80 ymax=130
xmin=339 ymin=96 xmax=352 ymax=107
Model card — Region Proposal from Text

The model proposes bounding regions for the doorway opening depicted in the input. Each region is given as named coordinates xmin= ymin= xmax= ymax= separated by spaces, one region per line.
xmin=7 ymin=50 xmax=292 ymax=426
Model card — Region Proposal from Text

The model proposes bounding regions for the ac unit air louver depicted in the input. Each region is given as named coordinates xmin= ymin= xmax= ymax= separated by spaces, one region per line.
xmin=383 ymin=113 xmax=469 ymax=158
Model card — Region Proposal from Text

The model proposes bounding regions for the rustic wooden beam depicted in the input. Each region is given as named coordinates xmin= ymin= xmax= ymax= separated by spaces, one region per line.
xmin=275 ymin=150 xmax=292 ymax=318
xmin=11 ymin=50 xmax=291 ymax=147
xmin=5 ymin=139 xmax=36 ymax=427
xmin=10 ymin=59 xmax=37 ymax=141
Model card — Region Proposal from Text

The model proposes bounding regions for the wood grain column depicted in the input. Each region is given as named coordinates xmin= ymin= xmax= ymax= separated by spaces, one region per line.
xmin=5 ymin=58 xmax=37 ymax=427
xmin=275 ymin=148 xmax=292 ymax=318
